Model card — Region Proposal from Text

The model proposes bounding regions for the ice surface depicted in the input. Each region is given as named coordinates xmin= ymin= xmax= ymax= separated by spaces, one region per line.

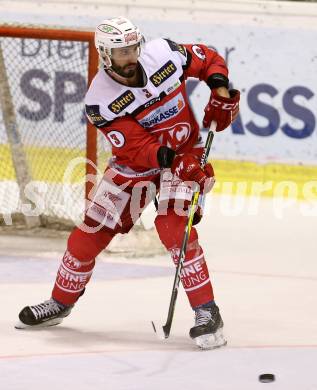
xmin=0 ymin=195 xmax=316 ymax=389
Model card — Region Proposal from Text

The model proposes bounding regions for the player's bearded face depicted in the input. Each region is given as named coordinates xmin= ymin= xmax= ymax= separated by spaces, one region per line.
xmin=111 ymin=44 xmax=140 ymax=78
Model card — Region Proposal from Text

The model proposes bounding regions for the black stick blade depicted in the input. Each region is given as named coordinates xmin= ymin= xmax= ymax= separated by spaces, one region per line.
xmin=162 ymin=323 xmax=171 ymax=338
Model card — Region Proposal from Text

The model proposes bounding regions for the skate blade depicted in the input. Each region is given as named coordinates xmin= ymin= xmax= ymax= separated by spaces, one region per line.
xmin=195 ymin=328 xmax=227 ymax=350
xmin=15 ymin=318 xmax=64 ymax=330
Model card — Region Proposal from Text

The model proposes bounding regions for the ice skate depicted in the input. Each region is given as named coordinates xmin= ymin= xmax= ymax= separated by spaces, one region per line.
xmin=190 ymin=303 xmax=227 ymax=350
xmin=15 ymin=298 xmax=73 ymax=329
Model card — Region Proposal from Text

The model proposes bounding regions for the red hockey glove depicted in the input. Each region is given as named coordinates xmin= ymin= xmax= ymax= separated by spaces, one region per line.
xmin=203 ymin=89 xmax=240 ymax=131
xmin=171 ymin=154 xmax=215 ymax=194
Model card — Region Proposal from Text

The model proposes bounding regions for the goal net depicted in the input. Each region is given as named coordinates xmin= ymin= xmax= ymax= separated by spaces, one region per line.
xmin=0 ymin=25 xmax=99 ymax=227
xmin=0 ymin=25 xmax=164 ymax=256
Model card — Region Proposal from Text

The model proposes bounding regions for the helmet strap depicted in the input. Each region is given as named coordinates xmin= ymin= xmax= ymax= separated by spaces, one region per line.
xmin=103 ymin=54 xmax=112 ymax=68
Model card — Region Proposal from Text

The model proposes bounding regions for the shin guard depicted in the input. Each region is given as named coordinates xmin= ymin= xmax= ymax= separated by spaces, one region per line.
xmin=155 ymin=210 xmax=214 ymax=308
xmin=52 ymin=225 xmax=114 ymax=305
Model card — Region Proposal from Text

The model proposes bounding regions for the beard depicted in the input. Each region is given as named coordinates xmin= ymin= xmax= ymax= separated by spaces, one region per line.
xmin=112 ymin=62 xmax=138 ymax=78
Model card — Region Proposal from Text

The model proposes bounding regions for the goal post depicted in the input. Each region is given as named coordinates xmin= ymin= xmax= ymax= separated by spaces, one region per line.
xmin=0 ymin=25 xmax=98 ymax=228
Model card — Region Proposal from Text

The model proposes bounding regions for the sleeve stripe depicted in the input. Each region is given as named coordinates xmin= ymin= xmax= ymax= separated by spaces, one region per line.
xmin=182 ymin=49 xmax=192 ymax=71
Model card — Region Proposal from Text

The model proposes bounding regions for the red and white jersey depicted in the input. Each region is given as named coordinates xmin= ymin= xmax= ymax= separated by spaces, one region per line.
xmin=85 ymin=38 xmax=228 ymax=179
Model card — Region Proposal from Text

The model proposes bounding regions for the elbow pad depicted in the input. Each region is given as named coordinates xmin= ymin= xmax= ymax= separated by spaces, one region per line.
xmin=206 ymin=73 xmax=229 ymax=89
xmin=157 ymin=146 xmax=176 ymax=168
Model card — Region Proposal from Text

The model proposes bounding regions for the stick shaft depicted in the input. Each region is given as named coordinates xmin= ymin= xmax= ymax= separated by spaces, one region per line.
xmin=162 ymin=121 xmax=217 ymax=338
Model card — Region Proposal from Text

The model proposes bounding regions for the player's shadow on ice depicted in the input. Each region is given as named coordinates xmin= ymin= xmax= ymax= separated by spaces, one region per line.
xmin=42 ymin=326 xmax=195 ymax=351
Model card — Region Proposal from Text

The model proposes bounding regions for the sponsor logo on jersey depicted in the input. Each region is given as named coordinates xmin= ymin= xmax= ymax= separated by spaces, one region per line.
xmin=139 ymin=93 xmax=185 ymax=128
xmin=150 ymin=122 xmax=191 ymax=150
xmin=165 ymin=39 xmax=187 ymax=58
xmin=144 ymin=96 xmax=161 ymax=108
xmin=150 ymin=60 xmax=177 ymax=87
xmin=85 ymin=105 xmax=108 ymax=128
xmin=108 ymin=90 xmax=135 ymax=114
xmin=165 ymin=80 xmax=181 ymax=95
xmin=192 ymin=45 xmax=206 ymax=60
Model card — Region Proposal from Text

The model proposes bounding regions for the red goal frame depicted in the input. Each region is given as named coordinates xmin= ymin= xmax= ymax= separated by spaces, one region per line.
xmin=0 ymin=25 xmax=99 ymax=202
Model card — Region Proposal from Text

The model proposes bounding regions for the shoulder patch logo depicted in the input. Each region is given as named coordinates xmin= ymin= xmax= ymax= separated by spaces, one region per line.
xmin=107 ymin=130 xmax=126 ymax=148
xmin=192 ymin=45 xmax=206 ymax=61
xmin=108 ymin=90 xmax=135 ymax=114
xmin=150 ymin=60 xmax=177 ymax=87
xmin=85 ymin=105 xmax=108 ymax=128
xmin=165 ymin=39 xmax=187 ymax=57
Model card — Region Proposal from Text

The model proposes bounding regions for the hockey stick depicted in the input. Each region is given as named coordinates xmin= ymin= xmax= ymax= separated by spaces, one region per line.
xmin=152 ymin=120 xmax=217 ymax=339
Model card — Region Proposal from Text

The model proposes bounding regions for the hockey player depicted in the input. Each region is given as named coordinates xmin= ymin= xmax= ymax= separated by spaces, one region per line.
xmin=16 ymin=17 xmax=239 ymax=349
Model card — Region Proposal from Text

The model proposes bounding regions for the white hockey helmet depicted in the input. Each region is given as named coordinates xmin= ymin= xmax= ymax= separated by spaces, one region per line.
xmin=95 ymin=17 xmax=144 ymax=68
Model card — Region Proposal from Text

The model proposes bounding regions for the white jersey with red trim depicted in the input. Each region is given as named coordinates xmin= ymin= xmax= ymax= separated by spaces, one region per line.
xmin=85 ymin=38 xmax=228 ymax=178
